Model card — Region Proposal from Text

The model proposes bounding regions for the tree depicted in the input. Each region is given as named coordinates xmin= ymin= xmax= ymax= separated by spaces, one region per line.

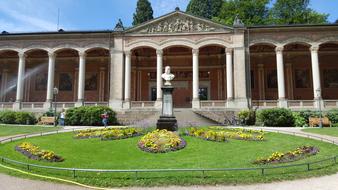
xmin=335 ymin=19 xmax=338 ymax=24
xmin=213 ymin=0 xmax=270 ymax=26
xmin=269 ymin=0 xmax=328 ymax=24
xmin=186 ymin=0 xmax=223 ymax=19
xmin=132 ymin=0 xmax=153 ymax=26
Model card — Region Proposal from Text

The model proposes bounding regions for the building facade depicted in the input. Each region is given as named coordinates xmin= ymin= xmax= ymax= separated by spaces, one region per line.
xmin=0 ymin=10 xmax=338 ymax=111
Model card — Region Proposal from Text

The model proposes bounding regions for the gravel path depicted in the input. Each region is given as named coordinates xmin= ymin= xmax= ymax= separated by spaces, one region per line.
xmin=0 ymin=127 xmax=337 ymax=190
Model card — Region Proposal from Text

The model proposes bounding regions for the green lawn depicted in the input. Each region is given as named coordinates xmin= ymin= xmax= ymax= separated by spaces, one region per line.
xmin=302 ymin=128 xmax=338 ymax=137
xmin=0 ymin=125 xmax=62 ymax=137
xmin=0 ymin=131 xmax=337 ymax=187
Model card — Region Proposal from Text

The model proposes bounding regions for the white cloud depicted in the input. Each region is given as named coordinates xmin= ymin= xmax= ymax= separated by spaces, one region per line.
xmin=0 ymin=0 xmax=72 ymax=32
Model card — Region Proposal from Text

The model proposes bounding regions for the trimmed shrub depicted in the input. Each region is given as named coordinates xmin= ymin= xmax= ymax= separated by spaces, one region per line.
xmin=0 ymin=111 xmax=16 ymax=124
xmin=292 ymin=112 xmax=308 ymax=127
xmin=65 ymin=106 xmax=117 ymax=126
xmin=0 ymin=111 xmax=37 ymax=125
xmin=238 ymin=109 xmax=256 ymax=126
xmin=327 ymin=109 xmax=338 ymax=124
xmin=298 ymin=110 xmax=321 ymax=125
xmin=14 ymin=112 xmax=36 ymax=125
xmin=257 ymin=108 xmax=294 ymax=127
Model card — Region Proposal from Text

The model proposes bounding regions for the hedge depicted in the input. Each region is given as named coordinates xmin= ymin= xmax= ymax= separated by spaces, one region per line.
xmin=237 ymin=109 xmax=256 ymax=125
xmin=257 ymin=108 xmax=294 ymax=127
xmin=65 ymin=106 xmax=117 ymax=126
xmin=327 ymin=109 xmax=338 ymax=125
xmin=0 ymin=111 xmax=37 ymax=125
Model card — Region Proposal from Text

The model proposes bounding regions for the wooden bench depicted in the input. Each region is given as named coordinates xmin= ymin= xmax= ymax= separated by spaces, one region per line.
xmin=309 ymin=117 xmax=331 ymax=127
xmin=39 ymin=117 xmax=56 ymax=125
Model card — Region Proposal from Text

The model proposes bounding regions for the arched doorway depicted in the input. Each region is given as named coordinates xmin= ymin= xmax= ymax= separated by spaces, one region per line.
xmin=0 ymin=50 xmax=19 ymax=102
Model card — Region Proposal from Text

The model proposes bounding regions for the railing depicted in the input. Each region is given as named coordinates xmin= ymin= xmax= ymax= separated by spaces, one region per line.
xmin=131 ymin=101 xmax=155 ymax=108
xmin=200 ymin=101 xmax=227 ymax=108
xmin=0 ymin=102 xmax=14 ymax=109
xmin=21 ymin=102 xmax=44 ymax=109
xmin=252 ymin=100 xmax=278 ymax=107
xmin=84 ymin=102 xmax=109 ymax=107
xmin=287 ymin=100 xmax=315 ymax=108
xmin=0 ymin=128 xmax=337 ymax=180
xmin=324 ymin=100 xmax=338 ymax=108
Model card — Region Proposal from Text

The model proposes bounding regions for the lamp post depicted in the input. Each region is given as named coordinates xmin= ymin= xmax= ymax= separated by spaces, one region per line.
xmin=316 ymin=88 xmax=323 ymax=128
xmin=53 ymin=87 xmax=59 ymax=127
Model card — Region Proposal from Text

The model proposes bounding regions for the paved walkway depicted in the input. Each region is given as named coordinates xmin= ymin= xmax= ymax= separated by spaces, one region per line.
xmin=0 ymin=127 xmax=337 ymax=190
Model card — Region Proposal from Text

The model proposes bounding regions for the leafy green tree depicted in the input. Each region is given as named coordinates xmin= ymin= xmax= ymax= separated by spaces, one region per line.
xmin=132 ymin=0 xmax=154 ymax=26
xmin=186 ymin=0 xmax=222 ymax=19
xmin=269 ymin=0 xmax=328 ymax=24
xmin=213 ymin=0 xmax=270 ymax=26
xmin=186 ymin=0 xmax=211 ymax=18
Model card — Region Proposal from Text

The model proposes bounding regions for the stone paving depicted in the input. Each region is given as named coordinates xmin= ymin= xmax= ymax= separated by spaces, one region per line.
xmin=0 ymin=127 xmax=337 ymax=190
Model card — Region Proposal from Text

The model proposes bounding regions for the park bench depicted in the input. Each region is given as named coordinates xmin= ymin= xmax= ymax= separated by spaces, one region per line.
xmin=309 ymin=117 xmax=331 ymax=127
xmin=39 ymin=117 xmax=56 ymax=125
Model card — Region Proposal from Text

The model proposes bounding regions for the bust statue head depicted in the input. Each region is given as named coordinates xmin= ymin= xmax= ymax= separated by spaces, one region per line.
xmin=161 ymin=66 xmax=175 ymax=86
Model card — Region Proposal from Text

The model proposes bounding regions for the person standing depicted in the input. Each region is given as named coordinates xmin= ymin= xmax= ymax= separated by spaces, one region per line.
xmin=101 ymin=112 xmax=109 ymax=127
xmin=59 ymin=109 xmax=66 ymax=126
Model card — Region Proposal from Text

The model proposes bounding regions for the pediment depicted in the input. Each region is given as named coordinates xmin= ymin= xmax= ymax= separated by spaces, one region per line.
xmin=126 ymin=11 xmax=233 ymax=34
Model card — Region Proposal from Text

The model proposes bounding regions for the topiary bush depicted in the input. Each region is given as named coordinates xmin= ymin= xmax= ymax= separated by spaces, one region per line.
xmin=257 ymin=108 xmax=294 ymax=127
xmin=0 ymin=111 xmax=37 ymax=125
xmin=327 ymin=109 xmax=338 ymax=124
xmin=292 ymin=112 xmax=308 ymax=127
xmin=238 ymin=109 xmax=256 ymax=126
xmin=14 ymin=112 xmax=37 ymax=125
xmin=65 ymin=106 xmax=117 ymax=126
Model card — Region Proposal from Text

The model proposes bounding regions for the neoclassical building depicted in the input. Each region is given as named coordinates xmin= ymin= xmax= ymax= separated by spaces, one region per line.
xmin=0 ymin=9 xmax=338 ymax=111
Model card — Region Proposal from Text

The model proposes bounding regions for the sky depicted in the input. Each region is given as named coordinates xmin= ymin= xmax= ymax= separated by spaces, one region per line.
xmin=0 ymin=0 xmax=337 ymax=33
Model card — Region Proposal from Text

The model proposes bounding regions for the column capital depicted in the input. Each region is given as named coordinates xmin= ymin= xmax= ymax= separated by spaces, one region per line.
xmin=18 ymin=52 xmax=26 ymax=59
xmin=78 ymin=51 xmax=87 ymax=58
xmin=48 ymin=51 xmax=56 ymax=59
xmin=192 ymin=49 xmax=199 ymax=55
xmin=275 ymin=46 xmax=284 ymax=53
xmin=225 ymin=48 xmax=233 ymax=54
xmin=124 ymin=50 xmax=131 ymax=56
xmin=310 ymin=45 xmax=320 ymax=52
xmin=156 ymin=49 xmax=163 ymax=56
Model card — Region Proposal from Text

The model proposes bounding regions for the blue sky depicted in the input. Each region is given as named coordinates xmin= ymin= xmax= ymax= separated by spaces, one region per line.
xmin=0 ymin=0 xmax=337 ymax=32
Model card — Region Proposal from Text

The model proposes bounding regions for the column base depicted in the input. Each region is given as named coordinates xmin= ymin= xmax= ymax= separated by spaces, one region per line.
xmin=109 ymin=99 xmax=123 ymax=110
xmin=227 ymin=98 xmax=249 ymax=109
xmin=192 ymin=99 xmax=200 ymax=109
xmin=122 ymin=101 xmax=131 ymax=109
xmin=156 ymin=116 xmax=178 ymax=131
xmin=13 ymin=101 xmax=22 ymax=110
xmin=154 ymin=100 xmax=162 ymax=108
xmin=314 ymin=98 xmax=324 ymax=110
xmin=43 ymin=101 xmax=53 ymax=110
xmin=278 ymin=98 xmax=288 ymax=108
xmin=75 ymin=100 xmax=84 ymax=107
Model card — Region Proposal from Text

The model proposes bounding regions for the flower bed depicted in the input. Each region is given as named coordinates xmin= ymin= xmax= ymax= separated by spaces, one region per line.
xmin=254 ymin=146 xmax=319 ymax=164
xmin=185 ymin=127 xmax=265 ymax=142
xmin=15 ymin=142 xmax=64 ymax=162
xmin=138 ymin=129 xmax=186 ymax=153
xmin=74 ymin=127 xmax=143 ymax=140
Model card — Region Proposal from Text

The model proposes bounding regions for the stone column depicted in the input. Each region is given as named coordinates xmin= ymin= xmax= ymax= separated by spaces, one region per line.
xmin=77 ymin=51 xmax=86 ymax=106
xmin=0 ymin=69 xmax=9 ymax=102
xmin=109 ymin=47 xmax=124 ymax=110
xmin=192 ymin=49 xmax=200 ymax=108
xmin=45 ymin=52 xmax=56 ymax=103
xmin=233 ymin=47 xmax=248 ymax=108
xmin=15 ymin=52 xmax=26 ymax=105
xmin=155 ymin=49 xmax=163 ymax=108
xmin=124 ymin=50 xmax=131 ymax=109
xmin=257 ymin=63 xmax=265 ymax=100
xmin=226 ymin=48 xmax=233 ymax=100
xmin=275 ymin=46 xmax=287 ymax=108
xmin=310 ymin=45 xmax=323 ymax=108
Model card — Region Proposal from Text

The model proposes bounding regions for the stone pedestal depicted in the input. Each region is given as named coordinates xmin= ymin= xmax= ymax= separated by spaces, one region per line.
xmin=156 ymin=86 xmax=177 ymax=131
